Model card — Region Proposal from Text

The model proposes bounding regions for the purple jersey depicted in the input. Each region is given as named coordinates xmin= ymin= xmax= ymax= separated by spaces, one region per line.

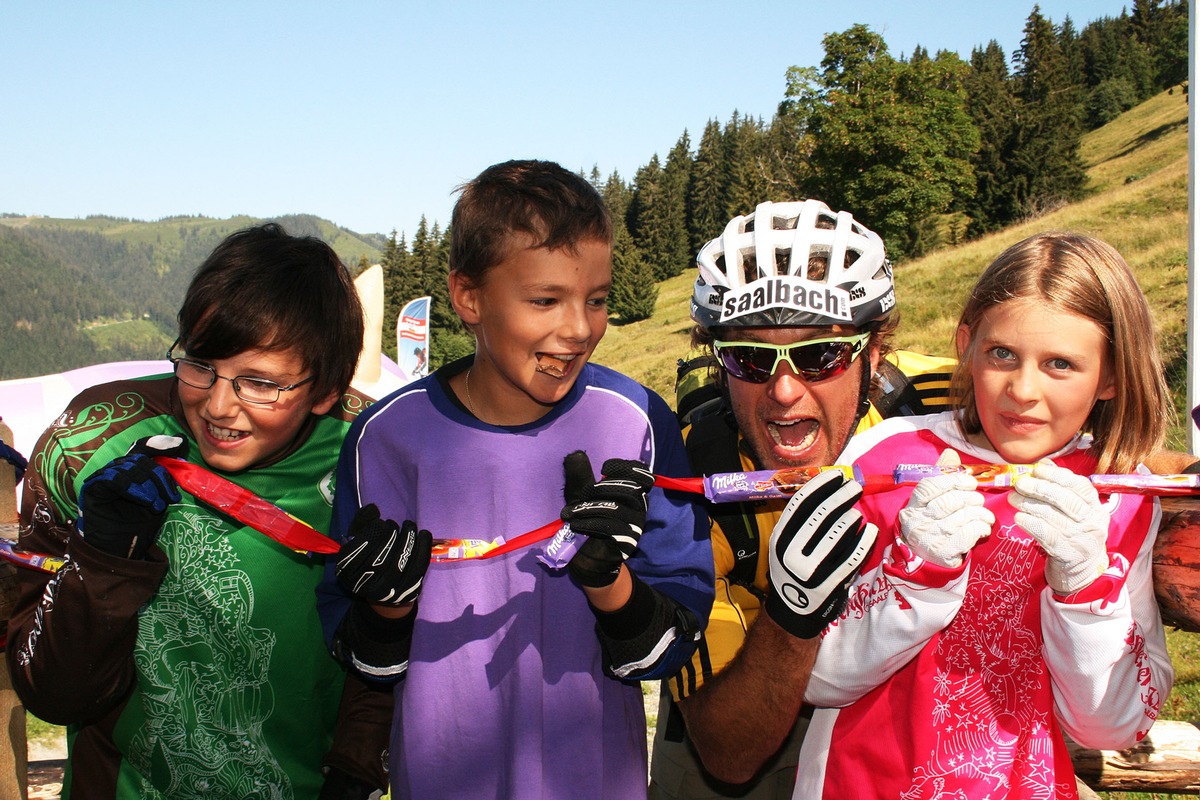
xmin=320 ymin=361 xmax=712 ymax=799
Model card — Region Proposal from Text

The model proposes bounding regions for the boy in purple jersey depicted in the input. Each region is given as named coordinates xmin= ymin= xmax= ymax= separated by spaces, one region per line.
xmin=318 ymin=159 xmax=713 ymax=800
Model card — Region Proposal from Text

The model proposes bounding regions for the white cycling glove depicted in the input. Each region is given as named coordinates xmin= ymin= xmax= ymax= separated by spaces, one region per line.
xmin=899 ymin=471 xmax=995 ymax=569
xmin=1010 ymin=462 xmax=1110 ymax=595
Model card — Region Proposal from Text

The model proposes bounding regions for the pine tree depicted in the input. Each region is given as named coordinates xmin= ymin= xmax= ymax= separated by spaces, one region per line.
xmin=964 ymin=41 xmax=1021 ymax=234
xmin=686 ymin=120 xmax=729 ymax=256
xmin=608 ymin=225 xmax=657 ymax=323
xmin=629 ymin=156 xmax=687 ymax=281
xmin=724 ymin=115 xmax=781 ymax=219
xmin=421 ymin=221 xmax=460 ymax=334
xmin=1078 ymin=15 xmax=1156 ymax=125
xmin=380 ymin=231 xmax=412 ymax=360
xmin=414 ymin=220 xmax=471 ymax=368
xmin=720 ymin=111 xmax=754 ymax=219
xmin=627 ymin=157 xmax=660 ymax=257
xmin=658 ymin=132 xmax=694 ymax=279
xmin=1058 ymin=15 xmax=1084 ymax=88
xmin=408 ymin=218 xmax=433 ymax=298
xmin=602 ymin=170 xmax=633 ymax=223
xmin=1009 ymin=8 xmax=1087 ymax=218
xmin=1132 ymin=0 xmax=1190 ymax=89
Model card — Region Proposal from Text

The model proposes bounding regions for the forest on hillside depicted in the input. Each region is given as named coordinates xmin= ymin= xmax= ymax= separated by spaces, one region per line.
xmin=0 ymin=1 xmax=1188 ymax=379
xmin=375 ymin=1 xmax=1190 ymax=368
xmin=0 ymin=216 xmax=384 ymax=379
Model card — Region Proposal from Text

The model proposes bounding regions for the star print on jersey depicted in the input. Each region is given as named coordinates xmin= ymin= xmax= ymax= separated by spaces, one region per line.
xmin=124 ymin=507 xmax=291 ymax=799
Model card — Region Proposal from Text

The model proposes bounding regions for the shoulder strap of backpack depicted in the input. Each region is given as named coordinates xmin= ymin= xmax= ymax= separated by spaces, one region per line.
xmin=685 ymin=408 xmax=763 ymax=595
xmin=872 ymin=352 xmax=955 ymax=419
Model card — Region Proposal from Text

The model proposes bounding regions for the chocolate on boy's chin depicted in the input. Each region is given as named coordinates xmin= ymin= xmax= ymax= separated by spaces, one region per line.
xmin=535 ymin=362 xmax=567 ymax=378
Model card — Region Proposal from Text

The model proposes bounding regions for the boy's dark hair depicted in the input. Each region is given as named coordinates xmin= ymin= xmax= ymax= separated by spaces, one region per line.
xmin=178 ymin=223 xmax=365 ymax=401
xmin=449 ymin=159 xmax=612 ymax=284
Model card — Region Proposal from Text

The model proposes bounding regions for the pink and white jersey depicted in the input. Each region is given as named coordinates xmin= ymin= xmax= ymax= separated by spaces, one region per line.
xmin=796 ymin=411 xmax=1172 ymax=800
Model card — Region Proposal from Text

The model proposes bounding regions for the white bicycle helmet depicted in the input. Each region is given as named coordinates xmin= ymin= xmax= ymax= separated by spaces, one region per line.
xmin=691 ymin=200 xmax=895 ymax=330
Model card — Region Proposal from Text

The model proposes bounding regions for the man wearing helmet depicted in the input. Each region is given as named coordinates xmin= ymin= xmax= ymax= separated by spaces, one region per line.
xmin=693 ymin=200 xmax=898 ymax=473
xmin=650 ymin=200 xmax=955 ymax=799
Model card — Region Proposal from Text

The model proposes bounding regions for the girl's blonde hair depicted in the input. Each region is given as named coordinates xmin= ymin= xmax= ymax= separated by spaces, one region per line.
xmin=951 ymin=232 xmax=1171 ymax=474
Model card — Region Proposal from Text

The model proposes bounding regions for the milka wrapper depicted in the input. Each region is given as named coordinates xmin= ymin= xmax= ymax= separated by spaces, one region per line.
xmin=702 ymin=465 xmax=862 ymax=502
xmin=892 ymin=463 xmax=1034 ymax=487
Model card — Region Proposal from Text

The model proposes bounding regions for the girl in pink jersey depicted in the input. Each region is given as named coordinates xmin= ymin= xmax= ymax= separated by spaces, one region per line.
xmin=795 ymin=232 xmax=1174 ymax=799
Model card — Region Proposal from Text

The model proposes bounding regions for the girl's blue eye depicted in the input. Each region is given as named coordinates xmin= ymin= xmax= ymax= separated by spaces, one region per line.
xmin=1049 ymin=358 xmax=1072 ymax=371
xmin=989 ymin=346 xmax=1015 ymax=361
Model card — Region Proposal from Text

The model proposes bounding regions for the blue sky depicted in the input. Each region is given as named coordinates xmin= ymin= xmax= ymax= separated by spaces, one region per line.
xmin=4 ymin=1 xmax=1133 ymax=240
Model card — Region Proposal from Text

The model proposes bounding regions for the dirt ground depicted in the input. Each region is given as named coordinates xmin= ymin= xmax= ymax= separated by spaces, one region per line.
xmin=26 ymin=732 xmax=65 ymax=800
xmin=19 ymin=689 xmax=661 ymax=796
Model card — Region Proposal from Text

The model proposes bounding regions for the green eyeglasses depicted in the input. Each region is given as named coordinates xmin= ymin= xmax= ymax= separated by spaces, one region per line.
xmin=712 ymin=333 xmax=870 ymax=384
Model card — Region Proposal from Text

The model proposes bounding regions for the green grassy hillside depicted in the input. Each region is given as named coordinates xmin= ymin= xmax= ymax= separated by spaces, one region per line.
xmin=0 ymin=212 xmax=386 ymax=268
xmin=593 ymin=88 xmax=1192 ymax=447
xmin=0 ymin=213 xmax=386 ymax=379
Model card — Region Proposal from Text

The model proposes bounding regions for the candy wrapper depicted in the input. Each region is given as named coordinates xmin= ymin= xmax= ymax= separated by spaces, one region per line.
xmin=431 ymin=538 xmax=501 ymax=561
xmin=1086 ymin=473 xmax=1200 ymax=496
xmin=537 ymin=523 xmax=579 ymax=570
xmin=435 ymin=464 xmax=1200 ymax=569
xmin=154 ymin=457 xmax=338 ymax=554
xmin=427 ymin=520 xmax=568 ymax=564
xmin=700 ymin=465 xmax=863 ymax=502
xmin=893 ymin=464 xmax=1200 ymax=496
xmin=893 ymin=463 xmax=1034 ymax=487
xmin=657 ymin=464 xmax=1200 ymax=503
xmin=0 ymin=538 xmax=66 ymax=573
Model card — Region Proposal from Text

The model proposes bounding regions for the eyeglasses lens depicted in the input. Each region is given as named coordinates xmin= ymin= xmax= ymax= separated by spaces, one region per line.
xmin=234 ymin=380 xmax=281 ymax=403
xmin=174 ymin=360 xmax=216 ymax=389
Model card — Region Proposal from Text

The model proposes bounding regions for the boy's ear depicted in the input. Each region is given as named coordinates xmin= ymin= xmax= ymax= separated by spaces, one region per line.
xmin=310 ymin=389 xmax=339 ymax=417
xmin=449 ymin=271 xmax=480 ymax=326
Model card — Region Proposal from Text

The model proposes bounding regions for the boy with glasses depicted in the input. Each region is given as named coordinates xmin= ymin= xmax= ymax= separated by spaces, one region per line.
xmin=7 ymin=224 xmax=382 ymax=798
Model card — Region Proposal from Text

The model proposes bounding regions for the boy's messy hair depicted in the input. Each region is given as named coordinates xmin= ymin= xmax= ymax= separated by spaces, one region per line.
xmin=177 ymin=223 xmax=365 ymax=401
xmin=952 ymin=232 xmax=1171 ymax=474
xmin=449 ymin=159 xmax=612 ymax=284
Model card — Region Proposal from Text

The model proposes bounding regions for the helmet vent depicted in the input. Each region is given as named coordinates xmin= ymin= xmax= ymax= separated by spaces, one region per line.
xmin=806 ymin=252 xmax=829 ymax=281
xmin=740 ymin=251 xmax=759 ymax=283
xmin=774 ymin=214 xmax=799 ymax=231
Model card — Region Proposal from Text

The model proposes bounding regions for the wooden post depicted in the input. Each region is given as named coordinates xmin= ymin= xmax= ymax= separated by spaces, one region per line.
xmin=1154 ymin=497 xmax=1200 ymax=634
xmin=0 ymin=418 xmax=26 ymax=800
xmin=1068 ymin=720 xmax=1200 ymax=795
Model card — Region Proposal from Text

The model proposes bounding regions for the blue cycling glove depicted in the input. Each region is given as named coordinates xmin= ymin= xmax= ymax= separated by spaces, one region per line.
xmin=78 ymin=435 xmax=185 ymax=559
